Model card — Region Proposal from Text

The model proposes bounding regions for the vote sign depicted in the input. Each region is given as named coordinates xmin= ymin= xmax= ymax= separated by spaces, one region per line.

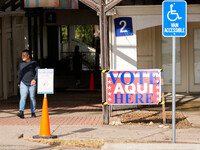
xmin=106 ymin=70 xmax=162 ymax=105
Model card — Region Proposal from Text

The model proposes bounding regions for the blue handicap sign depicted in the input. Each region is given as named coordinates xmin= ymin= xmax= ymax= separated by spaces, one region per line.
xmin=162 ymin=1 xmax=187 ymax=37
xmin=114 ymin=17 xmax=133 ymax=37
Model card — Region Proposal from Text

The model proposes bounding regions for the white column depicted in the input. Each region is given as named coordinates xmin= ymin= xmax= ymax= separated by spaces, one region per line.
xmin=111 ymin=16 xmax=137 ymax=70
xmin=0 ymin=18 xmax=2 ymax=99
xmin=23 ymin=16 xmax=29 ymax=50
xmin=2 ymin=17 xmax=8 ymax=99
xmin=12 ymin=16 xmax=18 ymax=96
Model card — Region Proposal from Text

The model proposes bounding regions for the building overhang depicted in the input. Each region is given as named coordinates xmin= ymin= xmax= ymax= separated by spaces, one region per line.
xmin=114 ymin=4 xmax=200 ymax=16
xmin=0 ymin=10 xmax=25 ymax=17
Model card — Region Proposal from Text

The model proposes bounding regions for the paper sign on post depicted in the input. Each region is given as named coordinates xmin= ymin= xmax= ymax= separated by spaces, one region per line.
xmin=37 ymin=69 xmax=54 ymax=94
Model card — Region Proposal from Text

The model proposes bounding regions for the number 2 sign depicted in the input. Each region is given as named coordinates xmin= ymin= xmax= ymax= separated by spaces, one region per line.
xmin=114 ymin=17 xmax=133 ymax=37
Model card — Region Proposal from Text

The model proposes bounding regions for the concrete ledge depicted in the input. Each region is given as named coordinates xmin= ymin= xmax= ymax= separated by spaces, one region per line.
xmin=101 ymin=143 xmax=200 ymax=150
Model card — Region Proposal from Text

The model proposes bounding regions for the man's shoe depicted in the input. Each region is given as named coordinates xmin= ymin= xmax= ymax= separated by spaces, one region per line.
xmin=17 ymin=111 xmax=24 ymax=118
xmin=31 ymin=113 xmax=36 ymax=118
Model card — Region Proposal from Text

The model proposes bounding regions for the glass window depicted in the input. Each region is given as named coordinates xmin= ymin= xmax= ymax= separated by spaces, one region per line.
xmin=162 ymin=37 xmax=181 ymax=85
xmin=194 ymin=29 xmax=200 ymax=84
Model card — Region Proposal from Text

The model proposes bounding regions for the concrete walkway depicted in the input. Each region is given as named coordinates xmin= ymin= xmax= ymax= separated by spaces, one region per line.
xmin=0 ymin=92 xmax=200 ymax=149
xmin=101 ymin=143 xmax=200 ymax=150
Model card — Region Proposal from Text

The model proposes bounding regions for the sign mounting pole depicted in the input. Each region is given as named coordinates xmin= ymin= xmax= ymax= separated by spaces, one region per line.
xmin=162 ymin=0 xmax=187 ymax=143
xmin=172 ymin=36 xmax=176 ymax=143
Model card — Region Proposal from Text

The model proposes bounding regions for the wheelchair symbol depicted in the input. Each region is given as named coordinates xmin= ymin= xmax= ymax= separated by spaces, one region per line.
xmin=167 ymin=4 xmax=182 ymax=22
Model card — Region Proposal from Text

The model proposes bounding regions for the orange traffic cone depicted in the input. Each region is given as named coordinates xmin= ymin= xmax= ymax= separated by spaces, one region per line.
xmin=33 ymin=96 xmax=57 ymax=139
xmin=89 ymin=72 xmax=95 ymax=91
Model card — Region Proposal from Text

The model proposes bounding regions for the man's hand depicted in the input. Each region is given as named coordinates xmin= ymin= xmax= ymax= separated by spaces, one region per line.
xmin=18 ymin=84 xmax=20 ymax=88
xmin=31 ymin=80 xmax=36 ymax=86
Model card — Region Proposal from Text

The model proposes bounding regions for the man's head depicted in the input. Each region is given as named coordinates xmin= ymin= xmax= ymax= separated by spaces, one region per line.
xmin=75 ymin=45 xmax=79 ymax=53
xmin=21 ymin=49 xmax=31 ymax=62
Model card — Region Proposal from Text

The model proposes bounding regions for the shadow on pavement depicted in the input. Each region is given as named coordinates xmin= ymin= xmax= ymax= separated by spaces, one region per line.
xmin=0 ymin=91 xmax=102 ymax=117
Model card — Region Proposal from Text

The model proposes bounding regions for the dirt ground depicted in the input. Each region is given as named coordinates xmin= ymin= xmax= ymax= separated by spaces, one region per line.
xmin=120 ymin=111 xmax=192 ymax=129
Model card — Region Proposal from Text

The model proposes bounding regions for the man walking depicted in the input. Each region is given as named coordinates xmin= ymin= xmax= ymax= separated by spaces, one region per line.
xmin=17 ymin=50 xmax=40 ymax=118
xmin=72 ymin=45 xmax=82 ymax=86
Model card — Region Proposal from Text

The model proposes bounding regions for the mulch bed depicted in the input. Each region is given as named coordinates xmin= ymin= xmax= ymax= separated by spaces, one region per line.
xmin=120 ymin=111 xmax=192 ymax=129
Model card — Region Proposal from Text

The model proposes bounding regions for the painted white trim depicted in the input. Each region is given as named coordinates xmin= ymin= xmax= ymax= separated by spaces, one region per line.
xmin=115 ymin=5 xmax=200 ymax=16
xmin=115 ymin=5 xmax=162 ymax=16
xmin=114 ymin=5 xmax=200 ymax=32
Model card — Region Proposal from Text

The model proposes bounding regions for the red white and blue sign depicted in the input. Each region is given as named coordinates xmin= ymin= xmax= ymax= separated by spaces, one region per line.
xmin=106 ymin=70 xmax=162 ymax=105
xmin=114 ymin=17 xmax=133 ymax=36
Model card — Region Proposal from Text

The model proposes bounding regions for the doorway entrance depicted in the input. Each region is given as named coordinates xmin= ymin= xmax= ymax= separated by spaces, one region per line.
xmin=162 ymin=22 xmax=200 ymax=93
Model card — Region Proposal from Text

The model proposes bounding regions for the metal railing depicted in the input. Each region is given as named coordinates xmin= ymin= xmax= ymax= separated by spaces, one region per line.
xmin=60 ymin=52 xmax=96 ymax=71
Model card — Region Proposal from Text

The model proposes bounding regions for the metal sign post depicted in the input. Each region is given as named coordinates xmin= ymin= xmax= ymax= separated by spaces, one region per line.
xmin=162 ymin=1 xmax=187 ymax=143
xmin=172 ymin=37 xmax=176 ymax=143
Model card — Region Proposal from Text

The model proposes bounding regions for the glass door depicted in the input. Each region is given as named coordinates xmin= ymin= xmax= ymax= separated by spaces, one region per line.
xmin=189 ymin=23 xmax=200 ymax=92
xmin=162 ymin=36 xmax=187 ymax=92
